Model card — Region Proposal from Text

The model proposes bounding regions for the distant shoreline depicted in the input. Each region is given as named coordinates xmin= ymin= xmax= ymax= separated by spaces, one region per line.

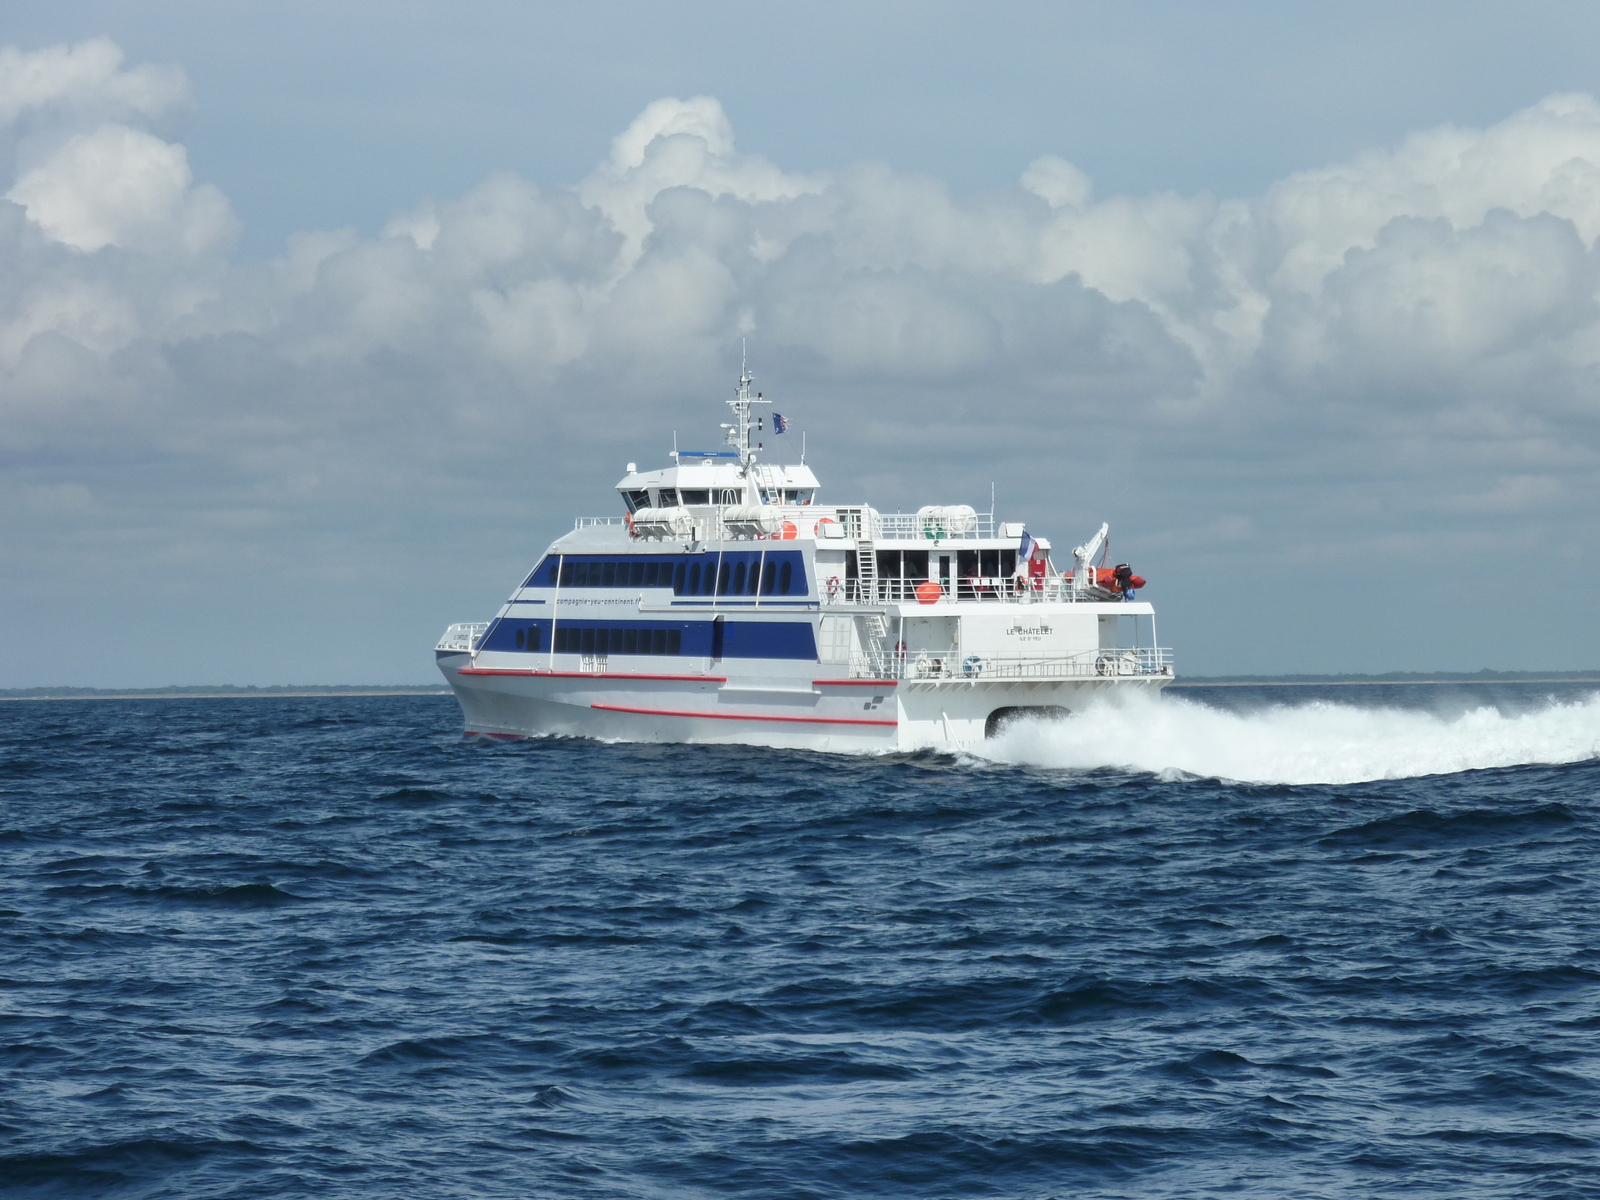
xmin=4 ymin=671 xmax=1599 ymax=700
xmin=1171 ymin=671 xmax=1600 ymax=688
xmin=0 ymin=687 xmax=450 ymax=701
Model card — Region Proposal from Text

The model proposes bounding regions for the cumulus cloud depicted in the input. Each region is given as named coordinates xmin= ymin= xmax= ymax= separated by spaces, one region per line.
xmin=4 ymin=38 xmax=1600 ymax=682
xmin=0 ymin=37 xmax=187 ymax=126
xmin=8 ymin=123 xmax=234 ymax=254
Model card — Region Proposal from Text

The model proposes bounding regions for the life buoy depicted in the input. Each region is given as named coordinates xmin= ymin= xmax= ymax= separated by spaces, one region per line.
xmin=826 ymin=575 xmax=841 ymax=600
xmin=625 ymin=512 xmax=639 ymax=539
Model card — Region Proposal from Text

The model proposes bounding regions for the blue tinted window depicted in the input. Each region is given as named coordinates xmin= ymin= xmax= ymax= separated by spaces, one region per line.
xmin=779 ymin=562 xmax=793 ymax=594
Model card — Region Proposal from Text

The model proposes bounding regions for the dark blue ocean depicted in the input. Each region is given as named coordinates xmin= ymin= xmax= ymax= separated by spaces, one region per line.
xmin=4 ymin=685 xmax=1600 ymax=1198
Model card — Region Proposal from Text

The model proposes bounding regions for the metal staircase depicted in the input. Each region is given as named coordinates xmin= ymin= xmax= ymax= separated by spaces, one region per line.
xmin=854 ymin=540 xmax=893 ymax=677
xmin=854 ymin=539 xmax=879 ymax=602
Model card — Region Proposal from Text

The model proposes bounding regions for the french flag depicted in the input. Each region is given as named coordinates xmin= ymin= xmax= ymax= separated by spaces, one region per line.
xmin=1017 ymin=528 xmax=1036 ymax=564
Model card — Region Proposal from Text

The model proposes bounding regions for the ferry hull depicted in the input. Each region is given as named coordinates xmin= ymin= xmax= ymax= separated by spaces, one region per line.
xmin=438 ymin=651 xmax=1168 ymax=753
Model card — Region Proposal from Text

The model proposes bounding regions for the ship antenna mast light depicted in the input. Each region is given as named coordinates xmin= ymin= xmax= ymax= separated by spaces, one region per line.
xmin=726 ymin=357 xmax=770 ymax=473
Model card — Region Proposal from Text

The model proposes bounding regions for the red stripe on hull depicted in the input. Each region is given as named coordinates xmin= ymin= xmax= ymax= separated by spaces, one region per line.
xmin=813 ymin=679 xmax=899 ymax=687
xmin=590 ymin=703 xmax=897 ymax=728
xmin=458 ymin=669 xmax=726 ymax=682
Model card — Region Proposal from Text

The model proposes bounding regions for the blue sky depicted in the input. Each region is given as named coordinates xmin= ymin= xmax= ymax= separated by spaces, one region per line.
xmin=4 ymin=3 xmax=1600 ymax=684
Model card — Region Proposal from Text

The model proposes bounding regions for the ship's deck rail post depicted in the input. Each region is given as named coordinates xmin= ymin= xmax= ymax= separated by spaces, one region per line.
xmin=873 ymin=511 xmax=997 ymax=540
xmin=842 ymin=647 xmax=1174 ymax=682
xmin=824 ymin=576 xmax=1126 ymax=604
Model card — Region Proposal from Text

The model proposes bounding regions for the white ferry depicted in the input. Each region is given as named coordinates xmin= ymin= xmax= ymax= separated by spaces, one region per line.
xmin=436 ymin=366 xmax=1172 ymax=751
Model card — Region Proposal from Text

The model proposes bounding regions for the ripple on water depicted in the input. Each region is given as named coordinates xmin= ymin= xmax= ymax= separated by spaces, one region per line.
xmin=0 ymin=689 xmax=1597 ymax=1198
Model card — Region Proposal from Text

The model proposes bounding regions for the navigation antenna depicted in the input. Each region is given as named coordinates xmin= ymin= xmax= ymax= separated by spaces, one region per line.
xmin=725 ymin=346 xmax=770 ymax=474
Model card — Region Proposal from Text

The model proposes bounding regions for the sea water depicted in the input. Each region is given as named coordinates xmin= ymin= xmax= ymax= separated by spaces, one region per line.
xmin=2 ymin=685 xmax=1597 ymax=1198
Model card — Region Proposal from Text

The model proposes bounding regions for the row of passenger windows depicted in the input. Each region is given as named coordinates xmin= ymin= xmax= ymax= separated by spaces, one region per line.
xmin=531 ymin=554 xmax=803 ymax=596
xmin=622 ymin=487 xmax=817 ymax=511
xmin=676 ymin=558 xmax=793 ymax=597
xmin=622 ymin=488 xmax=738 ymax=510
xmin=554 ymin=626 xmax=682 ymax=656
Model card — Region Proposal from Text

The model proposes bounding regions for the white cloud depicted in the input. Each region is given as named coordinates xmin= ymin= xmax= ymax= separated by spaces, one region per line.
xmin=0 ymin=37 xmax=187 ymax=126
xmin=6 ymin=42 xmax=1600 ymax=680
xmin=7 ymin=123 xmax=235 ymax=254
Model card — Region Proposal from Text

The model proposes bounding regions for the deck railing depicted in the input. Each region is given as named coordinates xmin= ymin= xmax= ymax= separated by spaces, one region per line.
xmin=436 ymin=622 xmax=489 ymax=652
xmin=846 ymin=646 xmax=1173 ymax=682
xmin=575 ymin=507 xmax=1003 ymax=541
xmin=827 ymin=576 xmax=1116 ymax=604
xmin=873 ymin=512 xmax=997 ymax=540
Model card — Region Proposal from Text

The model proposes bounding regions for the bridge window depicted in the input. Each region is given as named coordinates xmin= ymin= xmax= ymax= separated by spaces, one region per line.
xmin=623 ymin=490 xmax=650 ymax=512
xmin=680 ymin=489 xmax=710 ymax=505
xmin=656 ymin=488 xmax=678 ymax=506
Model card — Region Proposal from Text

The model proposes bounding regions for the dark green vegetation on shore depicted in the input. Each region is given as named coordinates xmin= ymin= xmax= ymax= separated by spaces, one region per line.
xmin=7 ymin=669 xmax=1599 ymax=699
xmin=1171 ymin=669 xmax=1600 ymax=687
xmin=0 ymin=685 xmax=447 ymax=700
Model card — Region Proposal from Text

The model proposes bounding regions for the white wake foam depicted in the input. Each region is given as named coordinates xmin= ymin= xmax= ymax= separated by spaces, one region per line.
xmin=979 ymin=689 xmax=1600 ymax=785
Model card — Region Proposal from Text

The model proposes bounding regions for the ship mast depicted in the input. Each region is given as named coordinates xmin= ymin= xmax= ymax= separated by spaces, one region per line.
xmin=723 ymin=343 xmax=769 ymax=476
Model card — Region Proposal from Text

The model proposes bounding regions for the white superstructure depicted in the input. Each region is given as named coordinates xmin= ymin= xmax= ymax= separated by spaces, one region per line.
xmin=436 ymin=364 xmax=1172 ymax=751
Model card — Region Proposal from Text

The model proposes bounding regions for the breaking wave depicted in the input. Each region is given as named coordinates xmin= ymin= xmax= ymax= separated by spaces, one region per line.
xmin=982 ymin=688 xmax=1600 ymax=785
